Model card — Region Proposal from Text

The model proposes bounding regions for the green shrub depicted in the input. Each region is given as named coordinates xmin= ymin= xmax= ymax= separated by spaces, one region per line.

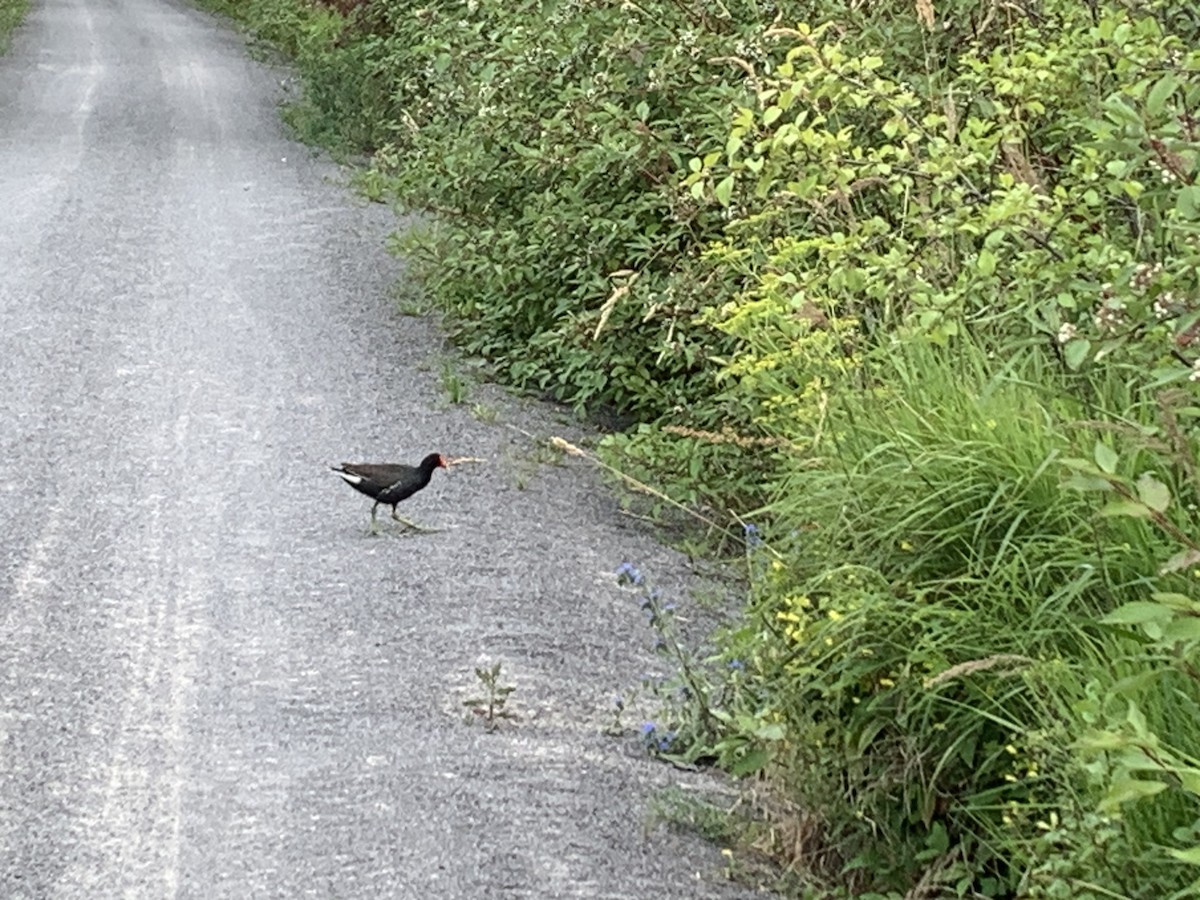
xmin=660 ymin=7 xmax=1200 ymax=895
xmin=355 ymin=0 xmax=756 ymax=417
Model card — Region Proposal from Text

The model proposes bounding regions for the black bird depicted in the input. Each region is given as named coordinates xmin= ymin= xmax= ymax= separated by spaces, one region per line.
xmin=332 ymin=452 xmax=448 ymax=533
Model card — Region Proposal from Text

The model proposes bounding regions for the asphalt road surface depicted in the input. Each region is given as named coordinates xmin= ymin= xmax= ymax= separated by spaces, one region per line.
xmin=0 ymin=1 xmax=763 ymax=897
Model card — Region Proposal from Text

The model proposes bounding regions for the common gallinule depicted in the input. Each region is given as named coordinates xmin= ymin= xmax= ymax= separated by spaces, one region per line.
xmin=332 ymin=452 xmax=448 ymax=533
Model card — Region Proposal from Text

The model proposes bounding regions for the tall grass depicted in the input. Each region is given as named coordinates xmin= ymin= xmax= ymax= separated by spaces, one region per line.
xmin=716 ymin=336 xmax=1200 ymax=895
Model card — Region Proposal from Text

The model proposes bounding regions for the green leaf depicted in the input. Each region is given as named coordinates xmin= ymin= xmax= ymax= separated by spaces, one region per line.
xmin=977 ymin=248 xmax=997 ymax=277
xmin=714 ymin=175 xmax=735 ymax=207
xmin=1063 ymin=472 xmax=1113 ymax=493
xmin=762 ymin=105 xmax=783 ymax=126
xmin=1146 ymin=73 xmax=1179 ymax=116
xmin=1098 ymin=500 xmax=1150 ymax=518
xmin=1178 ymin=770 xmax=1200 ymax=797
xmin=1111 ymin=670 xmax=1161 ymax=698
xmin=1094 ymin=441 xmax=1119 ymax=475
xmin=1126 ymin=701 xmax=1150 ymax=738
xmin=756 ymin=722 xmax=786 ymax=741
xmin=925 ymin=822 xmax=950 ymax=855
xmin=1177 ymin=185 xmax=1200 ymax=220
xmin=1114 ymin=746 xmax=1159 ymax=770
xmin=729 ymin=747 xmax=770 ymax=777
xmin=1102 ymin=602 xmax=1173 ymax=626
xmin=1164 ymin=617 xmax=1200 ymax=643
xmin=853 ymin=720 xmax=889 ymax=757
xmin=1151 ymin=592 xmax=1200 ymax=611
xmin=1099 ymin=774 xmax=1167 ymax=812
xmin=1064 ymin=338 xmax=1091 ymax=370
xmin=1136 ymin=473 xmax=1170 ymax=513
xmin=1077 ymin=729 xmax=1129 ymax=752
xmin=1168 ymin=845 xmax=1200 ymax=865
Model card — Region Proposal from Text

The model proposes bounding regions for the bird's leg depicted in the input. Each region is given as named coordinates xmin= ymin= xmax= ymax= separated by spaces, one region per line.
xmin=368 ymin=501 xmax=381 ymax=536
xmin=391 ymin=507 xmax=440 ymax=533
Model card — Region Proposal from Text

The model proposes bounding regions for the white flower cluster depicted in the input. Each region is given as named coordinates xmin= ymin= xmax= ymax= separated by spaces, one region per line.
xmin=1131 ymin=261 xmax=1164 ymax=291
xmin=1148 ymin=157 xmax=1178 ymax=184
xmin=1093 ymin=301 xmax=1126 ymax=332
xmin=1153 ymin=291 xmax=1179 ymax=320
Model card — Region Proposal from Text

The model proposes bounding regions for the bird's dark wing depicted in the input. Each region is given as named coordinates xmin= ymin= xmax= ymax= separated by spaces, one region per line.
xmin=336 ymin=463 xmax=411 ymax=486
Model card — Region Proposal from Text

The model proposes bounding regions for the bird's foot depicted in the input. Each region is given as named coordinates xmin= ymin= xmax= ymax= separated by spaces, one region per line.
xmin=388 ymin=518 xmax=432 ymax=532
xmin=388 ymin=514 xmax=443 ymax=534
xmin=395 ymin=521 xmax=443 ymax=534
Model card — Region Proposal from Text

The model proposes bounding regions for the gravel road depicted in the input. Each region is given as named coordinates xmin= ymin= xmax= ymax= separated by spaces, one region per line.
xmin=0 ymin=1 xmax=763 ymax=897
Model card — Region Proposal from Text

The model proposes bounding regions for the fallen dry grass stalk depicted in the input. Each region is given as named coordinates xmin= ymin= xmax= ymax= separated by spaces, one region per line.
xmin=499 ymin=425 xmax=787 ymax=564
xmin=924 ymin=654 xmax=1033 ymax=688
xmin=546 ymin=435 xmax=735 ymax=533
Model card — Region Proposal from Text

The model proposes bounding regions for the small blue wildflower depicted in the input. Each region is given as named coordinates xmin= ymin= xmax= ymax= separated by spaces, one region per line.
xmin=640 ymin=721 xmax=657 ymax=737
xmin=616 ymin=562 xmax=645 ymax=586
xmin=613 ymin=695 xmax=624 ymax=710
xmin=657 ymin=731 xmax=677 ymax=752
xmin=727 ymin=659 xmax=746 ymax=671
xmin=663 ymin=602 xmax=677 ymax=613
xmin=743 ymin=523 xmax=764 ymax=550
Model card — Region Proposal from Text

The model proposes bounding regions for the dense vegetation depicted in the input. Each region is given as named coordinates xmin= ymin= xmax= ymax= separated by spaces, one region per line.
xmin=205 ymin=0 xmax=1200 ymax=895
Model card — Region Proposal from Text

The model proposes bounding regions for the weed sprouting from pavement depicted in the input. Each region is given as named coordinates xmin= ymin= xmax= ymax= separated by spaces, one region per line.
xmin=640 ymin=720 xmax=678 ymax=754
xmin=613 ymin=543 xmax=786 ymax=781
xmin=613 ymin=561 xmax=718 ymax=760
xmin=440 ymin=359 xmax=468 ymax=405
xmin=463 ymin=661 xmax=517 ymax=732
xmin=605 ymin=687 xmax=641 ymax=736
xmin=471 ymin=402 xmax=498 ymax=424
